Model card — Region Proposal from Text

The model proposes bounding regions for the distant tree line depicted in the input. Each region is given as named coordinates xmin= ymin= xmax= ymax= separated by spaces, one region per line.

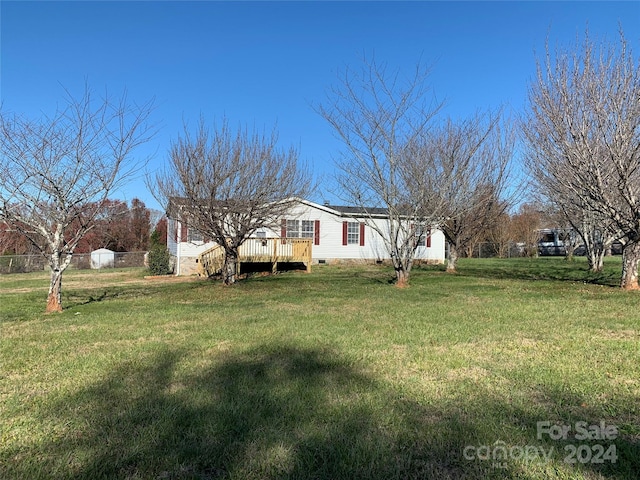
xmin=0 ymin=198 xmax=163 ymax=256
xmin=452 ymin=202 xmax=598 ymax=260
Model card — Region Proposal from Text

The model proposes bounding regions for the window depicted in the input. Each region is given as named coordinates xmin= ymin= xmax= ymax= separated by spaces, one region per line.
xmin=415 ymin=224 xmax=427 ymax=247
xmin=282 ymin=219 xmax=320 ymax=245
xmin=286 ymin=220 xmax=299 ymax=238
xmin=286 ymin=220 xmax=315 ymax=238
xmin=187 ymin=228 xmax=203 ymax=243
xmin=255 ymin=231 xmax=267 ymax=246
xmin=342 ymin=221 xmax=364 ymax=246
xmin=416 ymin=225 xmax=431 ymax=248
xmin=301 ymin=220 xmax=314 ymax=238
xmin=541 ymin=232 xmax=555 ymax=243
xmin=347 ymin=222 xmax=360 ymax=245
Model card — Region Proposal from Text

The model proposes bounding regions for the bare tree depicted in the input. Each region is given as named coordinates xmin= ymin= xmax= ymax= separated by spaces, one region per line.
xmin=541 ymin=202 xmax=580 ymax=261
xmin=510 ymin=203 xmax=543 ymax=257
xmin=487 ymin=211 xmax=514 ymax=258
xmin=317 ymin=58 xmax=443 ymax=286
xmin=0 ymin=87 xmax=155 ymax=311
xmin=523 ymin=30 xmax=640 ymax=289
xmin=409 ymin=112 xmax=514 ymax=271
xmin=557 ymin=199 xmax=620 ymax=269
xmin=151 ymin=118 xmax=312 ymax=285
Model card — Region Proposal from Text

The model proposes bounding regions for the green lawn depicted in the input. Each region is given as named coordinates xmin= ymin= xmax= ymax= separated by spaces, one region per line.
xmin=1 ymin=258 xmax=638 ymax=479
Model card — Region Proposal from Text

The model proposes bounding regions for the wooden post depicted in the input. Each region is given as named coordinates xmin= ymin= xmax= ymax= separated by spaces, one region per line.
xmin=272 ymin=238 xmax=278 ymax=273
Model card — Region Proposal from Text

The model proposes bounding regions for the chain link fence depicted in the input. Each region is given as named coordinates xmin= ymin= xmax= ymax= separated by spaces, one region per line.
xmin=0 ymin=251 xmax=147 ymax=274
xmin=467 ymin=242 xmax=528 ymax=259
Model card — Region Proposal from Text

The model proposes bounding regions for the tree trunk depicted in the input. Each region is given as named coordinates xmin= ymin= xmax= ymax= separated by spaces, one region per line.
xmin=620 ymin=241 xmax=640 ymax=290
xmin=564 ymin=249 xmax=574 ymax=262
xmin=465 ymin=244 xmax=474 ymax=258
xmin=47 ymin=268 xmax=63 ymax=312
xmin=564 ymin=239 xmax=576 ymax=262
xmin=446 ymin=243 xmax=458 ymax=273
xmin=391 ymin=252 xmax=412 ymax=287
xmin=222 ymin=249 xmax=239 ymax=285
xmin=586 ymin=248 xmax=596 ymax=271
xmin=395 ymin=266 xmax=410 ymax=288
xmin=585 ymin=242 xmax=606 ymax=273
xmin=591 ymin=248 xmax=606 ymax=273
xmin=595 ymin=250 xmax=605 ymax=273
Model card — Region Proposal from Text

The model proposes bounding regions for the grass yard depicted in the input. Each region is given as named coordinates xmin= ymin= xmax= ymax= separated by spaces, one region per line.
xmin=1 ymin=258 xmax=638 ymax=479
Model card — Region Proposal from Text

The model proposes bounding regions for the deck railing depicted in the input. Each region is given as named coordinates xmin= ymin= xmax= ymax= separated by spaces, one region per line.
xmin=198 ymin=238 xmax=312 ymax=277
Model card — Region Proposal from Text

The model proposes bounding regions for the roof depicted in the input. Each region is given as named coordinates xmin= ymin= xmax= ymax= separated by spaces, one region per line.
xmin=324 ymin=204 xmax=388 ymax=217
xmin=91 ymin=248 xmax=114 ymax=254
xmin=167 ymin=196 xmax=390 ymax=219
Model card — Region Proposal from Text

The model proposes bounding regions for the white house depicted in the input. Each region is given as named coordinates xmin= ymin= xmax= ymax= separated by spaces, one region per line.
xmin=167 ymin=198 xmax=446 ymax=276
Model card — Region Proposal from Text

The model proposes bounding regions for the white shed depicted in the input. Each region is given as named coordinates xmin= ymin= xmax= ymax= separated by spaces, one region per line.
xmin=91 ymin=248 xmax=115 ymax=269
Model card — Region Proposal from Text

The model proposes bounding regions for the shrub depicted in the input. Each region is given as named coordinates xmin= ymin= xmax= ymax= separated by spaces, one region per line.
xmin=147 ymin=245 xmax=172 ymax=275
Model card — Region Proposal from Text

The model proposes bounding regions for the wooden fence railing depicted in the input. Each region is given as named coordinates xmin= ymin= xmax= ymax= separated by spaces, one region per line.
xmin=198 ymin=238 xmax=312 ymax=277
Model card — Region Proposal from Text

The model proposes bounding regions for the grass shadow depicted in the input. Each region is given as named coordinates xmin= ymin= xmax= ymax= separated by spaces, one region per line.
xmin=3 ymin=343 xmax=637 ymax=479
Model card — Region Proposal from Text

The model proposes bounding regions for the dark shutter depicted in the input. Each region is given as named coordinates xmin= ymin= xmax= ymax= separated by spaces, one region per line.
xmin=342 ymin=221 xmax=348 ymax=246
xmin=281 ymin=219 xmax=287 ymax=244
xmin=314 ymin=220 xmax=320 ymax=245
xmin=359 ymin=223 xmax=365 ymax=246
xmin=180 ymin=222 xmax=188 ymax=242
xmin=426 ymin=228 xmax=432 ymax=248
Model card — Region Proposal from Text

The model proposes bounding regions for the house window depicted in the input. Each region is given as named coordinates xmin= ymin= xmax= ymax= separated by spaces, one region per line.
xmin=415 ymin=224 xmax=426 ymax=247
xmin=286 ymin=220 xmax=300 ymax=238
xmin=342 ymin=221 xmax=364 ymax=246
xmin=187 ymin=228 xmax=203 ymax=243
xmin=416 ymin=225 xmax=431 ymax=248
xmin=286 ymin=220 xmax=315 ymax=238
xmin=301 ymin=220 xmax=314 ymax=238
xmin=282 ymin=219 xmax=320 ymax=245
xmin=347 ymin=222 xmax=360 ymax=245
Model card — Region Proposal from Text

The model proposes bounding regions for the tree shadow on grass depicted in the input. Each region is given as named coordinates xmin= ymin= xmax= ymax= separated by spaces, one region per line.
xmin=63 ymin=282 xmax=198 ymax=309
xmin=451 ymin=258 xmax=621 ymax=287
xmin=3 ymin=344 xmax=637 ymax=479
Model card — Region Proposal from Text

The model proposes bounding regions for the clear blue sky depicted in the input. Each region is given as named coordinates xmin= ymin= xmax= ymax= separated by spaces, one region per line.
xmin=2 ymin=1 xmax=639 ymax=212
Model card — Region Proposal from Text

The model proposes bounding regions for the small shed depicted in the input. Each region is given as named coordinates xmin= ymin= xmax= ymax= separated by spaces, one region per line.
xmin=91 ymin=248 xmax=115 ymax=269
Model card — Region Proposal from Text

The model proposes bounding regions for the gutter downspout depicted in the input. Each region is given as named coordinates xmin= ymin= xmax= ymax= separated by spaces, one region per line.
xmin=176 ymin=221 xmax=182 ymax=276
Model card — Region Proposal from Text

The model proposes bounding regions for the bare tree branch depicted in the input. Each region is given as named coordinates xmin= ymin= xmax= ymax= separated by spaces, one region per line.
xmin=523 ymin=29 xmax=640 ymax=288
xmin=407 ymin=110 xmax=515 ymax=271
xmin=317 ymin=56 xmax=444 ymax=286
xmin=150 ymin=117 xmax=312 ymax=285
xmin=0 ymin=85 xmax=156 ymax=310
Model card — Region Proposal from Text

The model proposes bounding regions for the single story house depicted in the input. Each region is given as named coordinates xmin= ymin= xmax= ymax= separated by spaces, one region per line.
xmin=167 ymin=198 xmax=446 ymax=276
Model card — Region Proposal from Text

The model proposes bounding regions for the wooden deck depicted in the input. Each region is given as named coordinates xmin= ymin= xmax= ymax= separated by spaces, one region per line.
xmin=198 ymin=238 xmax=312 ymax=277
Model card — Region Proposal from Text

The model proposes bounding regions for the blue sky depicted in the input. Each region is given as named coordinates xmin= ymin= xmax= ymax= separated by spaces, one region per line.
xmin=2 ymin=1 xmax=639 ymax=212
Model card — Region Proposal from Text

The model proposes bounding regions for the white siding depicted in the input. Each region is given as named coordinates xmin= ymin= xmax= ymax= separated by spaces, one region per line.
xmin=167 ymin=217 xmax=211 ymax=275
xmin=167 ymin=218 xmax=178 ymax=256
xmin=277 ymin=202 xmax=445 ymax=262
xmin=167 ymin=199 xmax=446 ymax=274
